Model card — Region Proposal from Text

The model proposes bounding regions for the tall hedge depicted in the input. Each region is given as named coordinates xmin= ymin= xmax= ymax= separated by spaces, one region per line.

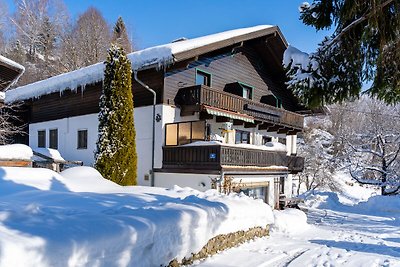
xmin=95 ymin=45 xmax=137 ymax=185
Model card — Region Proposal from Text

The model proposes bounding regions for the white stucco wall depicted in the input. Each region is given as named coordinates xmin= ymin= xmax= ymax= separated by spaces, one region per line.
xmin=29 ymin=114 xmax=98 ymax=165
xmin=154 ymin=172 xmax=214 ymax=191
xmin=28 ymin=104 xmax=200 ymax=186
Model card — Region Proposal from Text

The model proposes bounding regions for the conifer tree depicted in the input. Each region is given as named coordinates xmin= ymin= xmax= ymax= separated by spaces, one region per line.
xmin=112 ymin=17 xmax=133 ymax=53
xmin=285 ymin=0 xmax=399 ymax=107
xmin=95 ymin=45 xmax=137 ymax=185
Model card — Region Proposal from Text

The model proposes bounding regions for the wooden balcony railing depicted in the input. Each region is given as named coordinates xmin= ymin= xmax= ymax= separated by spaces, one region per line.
xmin=175 ymin=85 xmax=304 ymax=130
xmin=162 ymin=145 xmax=304 ymax=173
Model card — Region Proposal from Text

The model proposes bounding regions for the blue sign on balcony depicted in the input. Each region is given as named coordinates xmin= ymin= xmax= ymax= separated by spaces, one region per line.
xmin=209 ymin=153 xmax=217 ymax=159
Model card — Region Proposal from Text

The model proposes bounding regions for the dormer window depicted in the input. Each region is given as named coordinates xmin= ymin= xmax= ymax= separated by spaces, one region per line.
xmin=224 ymin=82 xmax=254 ymax=100
xmin=240 ymin=83 xmax=253 ymax=99
xmin=195 ymin=69 xmax=211 ymax=87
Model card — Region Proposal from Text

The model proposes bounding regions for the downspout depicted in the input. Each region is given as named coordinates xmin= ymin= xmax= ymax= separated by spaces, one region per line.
xmin=134 ymin=71 xmax=156 ymax=187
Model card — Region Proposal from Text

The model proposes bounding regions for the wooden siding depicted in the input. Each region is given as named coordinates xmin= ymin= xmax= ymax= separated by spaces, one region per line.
xmin=162 ymin=145 xmax=304 ymax=173
xmin=30 ymin=83 xmax=102 ymax=123
xmin=28 ymin=69 xmax=164 ymax=123
xmin=164 ymin=46 xmax=300 ymax=112
xmin=175 ymin=85 xmax=304 ymax=129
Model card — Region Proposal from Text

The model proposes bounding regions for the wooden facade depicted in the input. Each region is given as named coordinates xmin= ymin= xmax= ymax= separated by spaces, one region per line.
xmin=174 ymin=85 xmax=304 ymax=131
xmin=162 ymin=145 xmax=303 ymax=174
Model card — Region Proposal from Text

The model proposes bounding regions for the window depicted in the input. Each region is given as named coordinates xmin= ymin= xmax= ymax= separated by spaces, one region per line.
xmin=165 ymin=121 xmax=206 ymax=146
xmin=235 ymin=130 xmax=250 ymax=144
xmin=276 ymin=97 xmax=282 ymax=108
xmin=241 ymin=84 xmax=252 ymax=99
xmin=38 ymin=130 xmax=46 ymax=148
xmin=77 ymin=129 xmax=88 ymax=149
xmin=195 ymin=69 xmax=211 ymax=87
xmin=49 ymin=129 xmax=58 ymax=149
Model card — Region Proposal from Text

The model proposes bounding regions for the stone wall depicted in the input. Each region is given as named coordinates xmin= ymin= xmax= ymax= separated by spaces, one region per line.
xmin=167 ymin=225 xmax=270 ymax=267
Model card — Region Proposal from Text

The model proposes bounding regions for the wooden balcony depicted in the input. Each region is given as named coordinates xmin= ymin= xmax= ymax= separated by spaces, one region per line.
xmin=162 ymin=145 xmax=304 ymax=174
xmin=174 ymin=85 xmax=304 ymax=131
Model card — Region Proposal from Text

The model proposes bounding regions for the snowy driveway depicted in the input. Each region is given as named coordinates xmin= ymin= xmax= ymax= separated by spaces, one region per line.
xmin=192 ymin=206 xmax=400 ymax=267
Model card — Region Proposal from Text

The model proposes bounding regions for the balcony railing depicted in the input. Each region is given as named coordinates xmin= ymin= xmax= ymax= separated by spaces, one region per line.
xmin=175 ymin=85 xmax=304 ymax=130
xmin=162 ymin=145 xmax=304 ymax=174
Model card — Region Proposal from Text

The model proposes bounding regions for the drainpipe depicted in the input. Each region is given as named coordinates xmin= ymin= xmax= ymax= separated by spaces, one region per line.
xmin=134 ymin=71 xmax=156 ymax=187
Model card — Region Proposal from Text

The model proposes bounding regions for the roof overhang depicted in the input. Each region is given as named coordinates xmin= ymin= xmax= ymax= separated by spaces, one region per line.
xmin=202 ymin=105 xmax=255 ymax=123
xmin=0 ymin=55 xmax=25 ymax=91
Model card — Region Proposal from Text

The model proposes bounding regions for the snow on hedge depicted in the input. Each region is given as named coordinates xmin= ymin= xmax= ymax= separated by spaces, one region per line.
xmin=0 ymin=166 xmax=273 ymax=267
xmin=0 ymin=144 xmax=33 ymax=161
xmin=6 ymin=25 xmax=273 ymax=103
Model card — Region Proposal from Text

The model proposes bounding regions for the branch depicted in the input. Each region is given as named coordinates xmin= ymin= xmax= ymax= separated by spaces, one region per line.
xmin=324 ymin=0 xmax=394 ymax=50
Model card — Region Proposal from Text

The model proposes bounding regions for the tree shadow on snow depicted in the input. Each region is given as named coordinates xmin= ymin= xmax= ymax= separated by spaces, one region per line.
xmin=311 ymin=239 xmax=400 ymax=258
xmin=0 ymin=168 xmax=229 ymax=266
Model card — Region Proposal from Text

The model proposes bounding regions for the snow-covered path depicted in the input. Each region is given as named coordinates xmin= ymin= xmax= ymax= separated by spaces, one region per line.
xmin=192 ymin=206 xmax=400 ymax=267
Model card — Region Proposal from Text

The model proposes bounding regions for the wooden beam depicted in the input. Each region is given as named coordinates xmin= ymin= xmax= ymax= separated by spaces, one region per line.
xmin=258 ymin=122 xmax=275 ymax=130
xmin=244 ymin=122 xmax=257 ymax=128
xmin=266 ymin=125 xmax=284 ymax=132
xmin=277 ymin=127 xmax=290 ymax=134
xmin=232 ymin=119 xmax=244 ymax=126
xmin=287 ymin=129 xmax=302 ymax=135
xmin=199 ymin=112 xmax=214 ymax=120
xmin=216 ymin=116 xmax=230 ymax=123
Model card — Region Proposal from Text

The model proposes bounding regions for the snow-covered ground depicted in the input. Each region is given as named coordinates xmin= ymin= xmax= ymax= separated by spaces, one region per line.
xmin=0 ymin=166 xmax=273 ymax=267
xmin=192 ymin=173 xmax=400 ymax=267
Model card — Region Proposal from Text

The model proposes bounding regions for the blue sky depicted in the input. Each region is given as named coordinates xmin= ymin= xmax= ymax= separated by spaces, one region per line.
xmin=5 ymin=0 xmax=332 ymax=53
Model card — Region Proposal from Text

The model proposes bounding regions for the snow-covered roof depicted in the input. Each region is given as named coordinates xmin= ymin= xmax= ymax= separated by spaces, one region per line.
xmin=0 ymin=55 xmax=25 ymax=92
xmin=6 ymin=25 xmax=277 ymax=103
xmin=0 ymin=55 xmax=25 ymax=71
xmin=0 ymin=144 xmax=33 ymax=161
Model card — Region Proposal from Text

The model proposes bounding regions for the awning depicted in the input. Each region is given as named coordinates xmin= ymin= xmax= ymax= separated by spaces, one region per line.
xmin=202 ymin=105 xmax=255 ymax=123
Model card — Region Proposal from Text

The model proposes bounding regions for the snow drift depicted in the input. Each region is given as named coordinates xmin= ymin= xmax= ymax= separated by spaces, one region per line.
xmin=0 ymin=166 xmax=273 ymax=267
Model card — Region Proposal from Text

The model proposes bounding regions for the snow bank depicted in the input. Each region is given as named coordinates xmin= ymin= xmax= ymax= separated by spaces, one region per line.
xmin=0 ymin=144 xmax=33 ymax=161
xmin=6 ymin=25 xmax=273 ymax=103
xmin=354 ymin=195 xmax=400 ymax=214
xmin=271 ymin=208 xmax=309 ymax=234
xmin=0 ymin=166 xmax=273 ymax=267
xmin=32 ymin=147 xmax=65 ymax=161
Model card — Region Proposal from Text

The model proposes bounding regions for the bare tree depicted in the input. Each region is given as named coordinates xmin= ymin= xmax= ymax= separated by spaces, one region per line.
xmin=344 ymin=98 xmax=400 ymax=195
xmin=61 ymin=7 xmax=110 ymax=70
xmin=296 ymin=117 xmax=340 ymax=194
xmin=0 ymin=103 xmax=25 ymax=144
xmin=7 ymin=0 xmax=69 ymax=85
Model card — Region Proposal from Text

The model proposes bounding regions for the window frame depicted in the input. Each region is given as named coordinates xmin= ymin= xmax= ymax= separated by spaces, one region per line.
xmin=37 ymin=130 xmax=46 ymax=148
xmin=165 ymin=120 xmax=206 ymax=146
xmin=195 ymin=68 xmax=212 ymax=87
xmin=77 ymin=129 xmax=88 ymax=150
xmin=235 ymin=130 xmax=251 ymax=144
xmin=49 ymin=128 xmax=58 ymax=149
xmin=237 ymin=81 xmax=254 ymax=100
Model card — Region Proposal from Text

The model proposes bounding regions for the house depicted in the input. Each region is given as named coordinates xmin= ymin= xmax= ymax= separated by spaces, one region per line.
xmin=6 ymin=25 xmax=305 ymax=208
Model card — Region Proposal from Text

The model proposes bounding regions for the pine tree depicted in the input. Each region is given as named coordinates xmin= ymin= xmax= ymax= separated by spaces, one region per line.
xmin=285 ymin=0 xmax=399 ymax=107
xmin=95 ymin=45 xmax=137 ymax=186
xmin=112 ymin=16 xmax=133 ymax=53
